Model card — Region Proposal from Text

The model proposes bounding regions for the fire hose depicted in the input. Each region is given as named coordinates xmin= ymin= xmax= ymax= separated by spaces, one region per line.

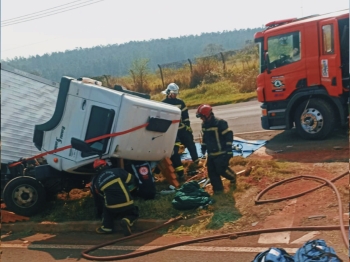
xmin=81 ymin=170 xmax=349 ymax=261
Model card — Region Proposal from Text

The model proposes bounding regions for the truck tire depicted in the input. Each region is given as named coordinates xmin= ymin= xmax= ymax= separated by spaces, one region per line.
xmin=294 ymin=98 xmax=335 ymax=140
xmin=3 ymin=176 xmax=46 ymax=217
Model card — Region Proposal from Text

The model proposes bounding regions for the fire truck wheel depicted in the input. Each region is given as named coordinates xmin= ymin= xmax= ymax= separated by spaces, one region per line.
xmin=3 ymin=176 xmax=46 ymax=217
xmin=294 ymin=98 xmax=335 ymax=140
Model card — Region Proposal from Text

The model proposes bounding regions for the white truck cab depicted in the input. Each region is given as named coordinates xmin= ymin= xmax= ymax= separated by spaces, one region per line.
xmin=34 ymin=76 xmax=180 ymax=174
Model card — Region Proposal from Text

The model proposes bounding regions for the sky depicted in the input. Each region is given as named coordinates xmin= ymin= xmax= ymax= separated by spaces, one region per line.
xmin=1 ymin=0 xmax=349 ymax=60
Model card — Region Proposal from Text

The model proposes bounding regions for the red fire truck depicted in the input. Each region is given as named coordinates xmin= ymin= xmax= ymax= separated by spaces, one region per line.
xmin=254 ymin=9 xmax=349 ymax=139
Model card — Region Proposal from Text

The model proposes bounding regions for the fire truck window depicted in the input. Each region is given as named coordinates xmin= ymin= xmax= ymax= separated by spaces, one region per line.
xmin=322 ymin=25 xmax=334 ymax=54
xmin=267 ymin=31 xmax=301 ymax=69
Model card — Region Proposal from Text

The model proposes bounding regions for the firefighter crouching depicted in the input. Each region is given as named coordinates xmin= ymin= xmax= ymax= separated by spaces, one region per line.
xmin=91 ymin=159 xmax=139 ymax=235
xmin=196 ymin=104 xmax=236 ymax=194
xmin=171 ymin=136 xmax=185 ymax=181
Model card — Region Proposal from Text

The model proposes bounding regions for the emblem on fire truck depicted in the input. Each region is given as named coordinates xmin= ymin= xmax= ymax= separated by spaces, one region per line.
xmin=271 ymin=76 xmax=285 ymax=88
xmin=272 ymin=80 xmax=284 ymax=87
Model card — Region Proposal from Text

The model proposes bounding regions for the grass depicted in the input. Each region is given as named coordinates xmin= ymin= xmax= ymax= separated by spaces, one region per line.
xmin=150 ymin=80 xmax=257 ymax=108
xmin=105 ymin=47 xmax=259 ymax=109
xmin=30 ymin=157 xmax=296 ymax=236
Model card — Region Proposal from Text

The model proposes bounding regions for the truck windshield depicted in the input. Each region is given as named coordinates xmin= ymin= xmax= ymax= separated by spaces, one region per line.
xmin=267 ymin=31 xmax=301 ymax=69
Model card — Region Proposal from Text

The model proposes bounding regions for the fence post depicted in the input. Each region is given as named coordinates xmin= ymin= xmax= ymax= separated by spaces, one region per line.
xmin=220 ymin=52 xmax=226 ymax=73
xmin=188 ymin=59 xmax=193 ymax=75
xmin=158 ymin=64 xmax=165 ymax=89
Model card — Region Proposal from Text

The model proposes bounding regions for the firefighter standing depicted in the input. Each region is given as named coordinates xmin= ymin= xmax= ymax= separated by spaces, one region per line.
xmin=91 ymin=159 xmax=139 ymax=236
xmin=196 ymin=104 xmax=236 ymax=194
xmin=161 ymin=83 xmax=199 ymax=167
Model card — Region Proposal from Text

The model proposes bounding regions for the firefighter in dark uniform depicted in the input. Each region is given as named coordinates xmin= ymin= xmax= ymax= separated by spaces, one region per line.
xmin=91 ymin=159 xmax=139 ymax=235
xmin=161 ymin=83 xmax=199 ymax=166
xmin=196 ymin=104 xmax=236 ymax=194
xmin=171 ymin=136 xmax=185 ymax=180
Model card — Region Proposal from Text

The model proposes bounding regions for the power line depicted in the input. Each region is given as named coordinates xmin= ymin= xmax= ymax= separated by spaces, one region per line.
xmin=2 ymin=37 xmax=62 ymax=53
xmin=2 ymin=0 xmax=85 ymax=22
xmin=2 ymin=0 xmax=105 ymax=27
xmin=2 ymin=0 xmax=103 ymax=26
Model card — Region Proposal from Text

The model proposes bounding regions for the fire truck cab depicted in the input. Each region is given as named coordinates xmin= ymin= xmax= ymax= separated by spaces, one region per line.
xmin=254 ymin=9 xmax=349 ymax=139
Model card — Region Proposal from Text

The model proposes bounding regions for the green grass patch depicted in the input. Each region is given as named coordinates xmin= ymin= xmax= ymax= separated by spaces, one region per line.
xmin=29 ymin=158 xmax=297 ymax=234
xmin=206 ymin=191 xmax=241 ymax=229
xmin=31 ymin=196 xmax=96 ymax=222
xmin=151 ymin=80 xmax=256 ymax=108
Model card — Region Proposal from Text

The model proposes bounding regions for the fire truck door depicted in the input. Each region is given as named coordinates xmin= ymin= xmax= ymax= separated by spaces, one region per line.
xmin=319 ymin=18 xmax=343 ymax=96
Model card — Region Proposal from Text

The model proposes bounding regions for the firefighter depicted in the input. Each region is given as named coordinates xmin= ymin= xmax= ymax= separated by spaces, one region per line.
xmin=171 ymin=136 xmax=185 ymax=181
xmin=90 ymin=159 xmax=139 ymax=236
xmin=161 ymin=83 xmax=199 ymax=167
xmin=196 ymin=104 xmax=236 ymax=194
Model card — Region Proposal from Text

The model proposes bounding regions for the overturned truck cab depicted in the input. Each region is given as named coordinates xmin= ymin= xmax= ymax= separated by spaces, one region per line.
xmin=3 ymin=76 xmax=181 ymax=216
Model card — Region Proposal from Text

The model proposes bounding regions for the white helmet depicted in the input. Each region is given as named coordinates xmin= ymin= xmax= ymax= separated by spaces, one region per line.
xmin=161 ymin=83 xmax=179 ymax=95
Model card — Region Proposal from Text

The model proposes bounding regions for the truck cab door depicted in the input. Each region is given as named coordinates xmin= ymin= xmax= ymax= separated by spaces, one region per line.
xmin=264 ymin=29 xmax=305 ymax=101
xmin=319 ymin=18 xmax=343 ymax=96
xmin=70 ymin=100 xmax=117 ymax=165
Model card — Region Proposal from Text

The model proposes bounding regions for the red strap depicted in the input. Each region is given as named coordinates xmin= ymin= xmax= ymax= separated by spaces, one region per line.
xmin=8 ymin=120 xmax=180 ymax=168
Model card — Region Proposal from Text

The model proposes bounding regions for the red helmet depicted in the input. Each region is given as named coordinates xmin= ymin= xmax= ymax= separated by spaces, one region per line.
xmin=196 ymin=104 xmax=212 ymax=119
xmin=93 ymin=159 xmax=107 ymax=169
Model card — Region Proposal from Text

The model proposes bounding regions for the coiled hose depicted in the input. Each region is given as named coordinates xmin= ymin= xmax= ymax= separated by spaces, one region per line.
xmin=81 ymin=170 xmax=349 ymax=261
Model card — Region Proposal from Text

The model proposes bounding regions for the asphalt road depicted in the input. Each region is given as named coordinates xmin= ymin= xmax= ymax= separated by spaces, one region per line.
xmin=1 ymin=231 xmax=300 ymax=262
xmin=189 ymin=99 xmax=264 ymax=140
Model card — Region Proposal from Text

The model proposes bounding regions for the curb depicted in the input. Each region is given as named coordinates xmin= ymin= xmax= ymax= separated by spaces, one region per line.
xmin=1 ymin=215 xmax=212 ymax=234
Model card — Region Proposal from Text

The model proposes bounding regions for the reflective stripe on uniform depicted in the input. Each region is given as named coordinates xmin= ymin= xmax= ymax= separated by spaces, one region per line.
xmin=208 ymin=151 xmax=227 ymax=156
xmin=175 ymin=166 xmax=184 ymax=172
xmin=106 ymin=200 xmax=134 ymax=209
xmin=101 ymin=178 xmax=119 ymax=191
xmin=203 ymin=127 xmax=222 ymax=153
xmin=125 ymin=173 xmax=132 ymax=184
xmin=222 ymin=128 xmax=231 ymax=135
xmin=101 ymin=177 xmax=133 ymax=208
xmin=101 ymin=226 xmax=112 ymax=232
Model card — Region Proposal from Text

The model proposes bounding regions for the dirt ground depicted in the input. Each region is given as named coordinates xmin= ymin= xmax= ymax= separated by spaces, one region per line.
xmin=224 ymin=129 xmax=349 ymax=258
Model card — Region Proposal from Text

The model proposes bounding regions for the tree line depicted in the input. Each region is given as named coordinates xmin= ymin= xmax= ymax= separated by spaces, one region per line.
xmin=2 ymin=28 xmax=263 ymax=82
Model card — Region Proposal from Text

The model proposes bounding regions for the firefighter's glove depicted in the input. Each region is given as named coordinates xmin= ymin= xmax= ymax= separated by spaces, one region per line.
xmin=185 ymin=125 xmax=193 ymax=133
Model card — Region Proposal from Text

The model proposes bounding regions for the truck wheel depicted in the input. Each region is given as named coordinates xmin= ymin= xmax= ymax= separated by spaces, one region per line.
xmin=294 ymin=98 xmax=335 ymax=140
xmin=3 ymin=176 xmax=46 ymax=217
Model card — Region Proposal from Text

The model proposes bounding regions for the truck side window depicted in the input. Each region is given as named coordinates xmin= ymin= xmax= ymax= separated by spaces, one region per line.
xmin=322 ymin=24 xmax=334 ymax=54
xmin=82 ymin=106 xmax=115 ymax=157
xmin=267 ymin=31 xmax=301 ymax=69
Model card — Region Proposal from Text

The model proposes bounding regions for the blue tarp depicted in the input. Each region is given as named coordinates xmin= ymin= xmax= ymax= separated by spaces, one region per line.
xmin=180 ymin=139 xmax=268 ymax=160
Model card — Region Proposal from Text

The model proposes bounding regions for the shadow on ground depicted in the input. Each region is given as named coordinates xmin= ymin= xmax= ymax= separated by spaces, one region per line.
xmin=238 ymin=128 xmax=348 ymax=163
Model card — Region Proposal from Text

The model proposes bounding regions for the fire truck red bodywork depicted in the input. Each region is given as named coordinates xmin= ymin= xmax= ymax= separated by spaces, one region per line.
xmin=254 ymin=10 xmax=349 ymax=139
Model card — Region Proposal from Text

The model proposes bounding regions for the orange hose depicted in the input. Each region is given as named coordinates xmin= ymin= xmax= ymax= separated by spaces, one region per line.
xmin=81 ymin=171 xmax=349 ymax=261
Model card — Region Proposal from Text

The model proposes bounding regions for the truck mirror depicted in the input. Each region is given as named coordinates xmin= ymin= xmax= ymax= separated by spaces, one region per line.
xmin=71 ymin=137 xmax=95 ymax=153
xmin=264 ymin=52 xmax=271 ymax=74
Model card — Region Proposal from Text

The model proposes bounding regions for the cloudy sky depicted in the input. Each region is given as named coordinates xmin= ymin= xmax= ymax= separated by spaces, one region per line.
xmin=1 ymin=0 xmax=348 ymax=60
